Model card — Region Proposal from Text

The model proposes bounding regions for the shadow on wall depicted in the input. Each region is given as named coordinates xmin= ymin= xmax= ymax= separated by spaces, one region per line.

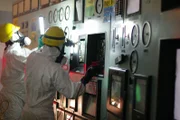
xmin=0 ymin=11 xmax=12 ymax=24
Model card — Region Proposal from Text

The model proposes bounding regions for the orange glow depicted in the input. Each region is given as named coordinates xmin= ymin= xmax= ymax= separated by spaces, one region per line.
xmin=117 ymin=103 xmax=121 ymax=108
xmin=111 ymin=98 xmax=121 ymax=109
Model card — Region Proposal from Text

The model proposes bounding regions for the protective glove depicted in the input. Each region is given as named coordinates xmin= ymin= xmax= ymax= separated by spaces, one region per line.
xmin=81 ymin=65 xmax=102 ymax=86
xmin=64 ymin=38 xmax=75 ymax=47
xmin=38 ymin=35 xmax=44 ymax=49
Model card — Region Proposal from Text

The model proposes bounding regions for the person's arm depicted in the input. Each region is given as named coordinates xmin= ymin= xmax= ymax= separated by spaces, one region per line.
xmin=52 ymin=66 xmax=85 ymax=99
xmin=52 ymin=62 xmax=102 ymax=99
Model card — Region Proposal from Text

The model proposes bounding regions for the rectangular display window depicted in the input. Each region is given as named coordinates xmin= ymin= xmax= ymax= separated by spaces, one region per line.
xmin=18 ymin=1 xmax=24 ymax=15
xmin=106 ymin=67 xmax=128 ymax=118
xmin=126 ymin=0 xmax=141 ymax=16
xmin=40 ymin=0 xmax=49 ymax=8
xmin=82 ymin=79 xmax=102 ymax=120
xmin=70 ymin=35 xmax=86 ymax=74
xmin=24 ymin=0 xmax=31 ymax=12
xmin=13 ymin=4 xmax=18 ymax=17
xmin=132 ymin=74 xmax=151 ymax=120
xmin=31 ymin=0 xmax=39 ymax=10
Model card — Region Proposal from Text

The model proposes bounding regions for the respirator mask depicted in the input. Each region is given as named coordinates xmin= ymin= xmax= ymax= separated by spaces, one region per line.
xmin=11 ymin=31 xmax=31 ymax=47
xmin=55 ymin=44 xmax=66 ymax=65
xmin=55 ymin=39 xmax=75 ymax=65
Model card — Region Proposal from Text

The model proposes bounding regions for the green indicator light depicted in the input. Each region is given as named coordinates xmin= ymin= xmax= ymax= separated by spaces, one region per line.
xmin=136 ymin=84 xmax=141 ymax=102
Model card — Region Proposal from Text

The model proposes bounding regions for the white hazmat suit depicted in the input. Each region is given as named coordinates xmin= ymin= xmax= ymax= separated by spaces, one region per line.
xmin=21 ymin=45 xmax=85 ymax=120
xmin=0 ymin=42 xmax=32 ymax=120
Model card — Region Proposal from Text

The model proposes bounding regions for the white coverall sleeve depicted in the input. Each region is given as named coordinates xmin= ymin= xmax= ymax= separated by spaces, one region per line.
xmin=53 ymin=67 xmax=85 ymax=99
xmin=12 ymin=47 xmax=32 ymax=63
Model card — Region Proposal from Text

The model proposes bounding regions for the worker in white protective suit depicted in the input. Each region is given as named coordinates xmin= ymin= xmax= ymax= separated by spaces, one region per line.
xmin=0 ymin=23 xmax=32 ymax=120
xmin=21 ymin=26 xmax=101 ymax=120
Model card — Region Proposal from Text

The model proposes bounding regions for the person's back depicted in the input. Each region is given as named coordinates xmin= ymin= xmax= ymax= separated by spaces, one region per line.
xmin=21 ymin=26 xmax=101 ymax=120
xmin=23 ymin=45 xmax=86 ymax=119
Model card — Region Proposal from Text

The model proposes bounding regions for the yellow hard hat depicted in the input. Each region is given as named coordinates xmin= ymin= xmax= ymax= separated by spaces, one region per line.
xmin=42 ymin=26 xmax=65 ymax=47
xmin=0 ymin=23 xmax=20 ymax=43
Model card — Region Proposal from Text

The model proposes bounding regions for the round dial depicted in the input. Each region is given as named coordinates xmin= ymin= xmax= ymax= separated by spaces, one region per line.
xmin=95 ymin=0 xmax=103 ymax=14
xmin=59 ymin=7 xmax=64 ymax=22
xmin=65 ymin=6 xmax=70 ymax=20
xmin=48 ymin=10 xmax=53 ymax=24
xmin=53 ymin=9 xmax=58 ymax=23
xmin=129 ymin=50 xmax=138 ymax=73
xmin=142 ymin=21 xmax=151 ymax=47
xmin=131 ymin=24 xmax=139 ymax=48
xmin=64 ymin=26 xmax=69 ymax=38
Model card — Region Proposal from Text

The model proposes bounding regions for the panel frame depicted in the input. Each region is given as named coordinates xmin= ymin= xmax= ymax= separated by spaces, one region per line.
xmin=125 ymin=0 xmax=141 ymax=17
xmin=132 ymin=74 xmax=152 ymax=120
xmin=82 ymin=79 xmax=102 ymax=120
xmin=12 ymin=3 xmax=18 ymax=17
xmin=24 ymin=0 xmax=31 ymax=13
xmin=106 ymin=67 xmax=128 ymax=118
xmin=31 ymin=0 xmax=39 ymax=12
xmin=18 ymin=0 xmax=25 ymax=16
xmin=73 ymin=0 xmax=85 ymax=23
xmin=40 ymin=0 xmax=50 ymax=9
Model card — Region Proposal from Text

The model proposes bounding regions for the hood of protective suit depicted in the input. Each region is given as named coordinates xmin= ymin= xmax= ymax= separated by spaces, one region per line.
xmin=41 ymin=45 xmax=60 ymax=61
xmin=40 ymin=45 xmax=67 ymax=65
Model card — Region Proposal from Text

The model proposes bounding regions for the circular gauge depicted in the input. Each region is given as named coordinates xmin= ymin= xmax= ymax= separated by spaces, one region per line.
xmin=131 ymin=24 xmax=139 ymax=48
xmin=129 ymin=50 xmax=138 ymax=73
xmin=65 ymin=6 xmax=70 ymax=20
xmin=59 ymin=7 xmax=64 ymax=22
xmin=64 ymin=26 xmax=69 ymax=38
xmin=95 ymin=0 xmax=103 ymax=14
xmin=48 ymin=10 xmax=53 ymax=24
xmin=142 ymin=21 xmax=151 ymax=47
xmin=53 ymin=9 xmax=58 ymax=23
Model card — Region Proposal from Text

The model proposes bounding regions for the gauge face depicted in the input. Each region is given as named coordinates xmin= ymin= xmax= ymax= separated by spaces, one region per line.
xmin=48 ymin=10 xmax=52 ymax=24
xmin=59 ymin=7 xmax=64 ymax=22
xmin=130 ymin=50 xmax=138 ymax=73
xmin=65 ymin=6 xmax=70 ymax=20
xmin=53 ymin=9 xmax=58 ymax=23
xmin=95 ymin=0 xmax=103 ymax=14
xmin=142 ymin=21 xmax=151 ymax=47
xmin=64 ymin=26 xmax=69 ymax=38
xmin=131 ymin=24 xmax=139 ymax=48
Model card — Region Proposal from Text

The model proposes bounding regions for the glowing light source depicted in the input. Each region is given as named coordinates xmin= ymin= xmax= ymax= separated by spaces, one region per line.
xmin=111 ymin=98 xmax=121 ymax=109
xmin=38 ymin=16 xmax=45 ymax=35
xmin=111 ymin=101 xmax=115 ymax=105
xmin=117 ymin=103 xmax=121 ymax=108
xmin=69 ymin=99 xmax=75 ymax=109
